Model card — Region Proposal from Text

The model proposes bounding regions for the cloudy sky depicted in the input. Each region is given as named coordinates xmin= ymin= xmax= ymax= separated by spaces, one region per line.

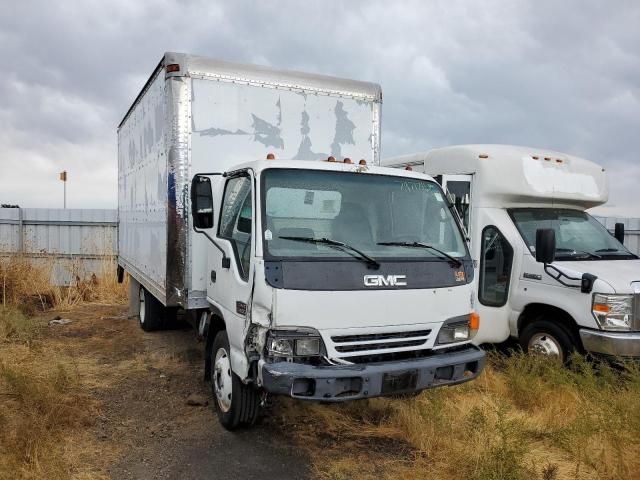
xmin=1 ymin=0 xmax=638 ymax=214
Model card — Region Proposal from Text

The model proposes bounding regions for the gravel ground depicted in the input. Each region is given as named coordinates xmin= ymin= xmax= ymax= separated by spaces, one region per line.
xmin=60 ymin=305 xmax=310 ymax=480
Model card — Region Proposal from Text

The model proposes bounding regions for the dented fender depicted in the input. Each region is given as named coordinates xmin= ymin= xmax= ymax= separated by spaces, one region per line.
xmin=242 ymin=260 xmax=274 ymax=380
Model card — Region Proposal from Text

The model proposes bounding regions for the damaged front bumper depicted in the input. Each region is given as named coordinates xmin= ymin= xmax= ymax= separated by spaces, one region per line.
xmin=261 ymin=345 xmax=485 ymax=402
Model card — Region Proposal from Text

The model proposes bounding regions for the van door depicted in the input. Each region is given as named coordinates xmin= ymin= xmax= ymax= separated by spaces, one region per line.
xmin=208 ymin=172 xmax=255 ymax=373
xmin=474 ymin=219 xmax=514 ymax=344
xmin=440 ymin=174 xmax=473 ymax=235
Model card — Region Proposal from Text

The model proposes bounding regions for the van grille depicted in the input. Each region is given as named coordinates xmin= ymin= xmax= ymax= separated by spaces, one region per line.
xmin=331 ymin=329 xmax=431 ymax=355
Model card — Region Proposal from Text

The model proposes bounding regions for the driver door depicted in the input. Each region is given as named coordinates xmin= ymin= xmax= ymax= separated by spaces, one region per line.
xmin=208 ymin=173 xmax=254 ymax=356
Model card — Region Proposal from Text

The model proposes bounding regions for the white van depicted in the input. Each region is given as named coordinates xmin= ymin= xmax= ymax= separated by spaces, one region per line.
xmin=384 ymin=145 xmax=640 ymax=361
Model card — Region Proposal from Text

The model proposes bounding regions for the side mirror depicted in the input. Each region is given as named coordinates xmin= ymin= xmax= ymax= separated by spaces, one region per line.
xmin=535 ymin=228 xmax=556 ymax=264
xmin=614 ymin=222 xmax=625 ymax=245
xmin=190 ymin=175 xmax=214 ymax=229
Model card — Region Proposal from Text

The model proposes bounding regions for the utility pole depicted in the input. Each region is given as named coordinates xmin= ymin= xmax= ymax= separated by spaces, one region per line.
xmin=59 ymin=170 xmax=67 ymax=209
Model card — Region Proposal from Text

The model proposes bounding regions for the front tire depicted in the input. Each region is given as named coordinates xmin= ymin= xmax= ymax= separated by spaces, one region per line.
xmin=520 ymin=319 xmax=577 ymax=363
xmin=211 ymin=330 xmax=260 ymax=430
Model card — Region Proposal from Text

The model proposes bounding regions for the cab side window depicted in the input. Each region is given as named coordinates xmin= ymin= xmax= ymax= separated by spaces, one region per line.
xmin=479 ymin=226 xmax=513 ymax=306
xmin=219 ymin=176 xmax=252 ymax=280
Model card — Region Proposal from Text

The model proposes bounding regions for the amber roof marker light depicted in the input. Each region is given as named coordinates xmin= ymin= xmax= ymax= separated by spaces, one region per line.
xmin=479 ymin=154 xmax=488 ymax=159
xmin=343 ymin=158 xmax=352 ymax=164
xmin=266 ymin=153 xmax=275 ymax=160
xmin=327 ymin=156 xmax=336 ymax=162
xmin=359 ymin=159 xmax=367 ymax=165
xmin=166 ymin=64 xmax=180 ymax=73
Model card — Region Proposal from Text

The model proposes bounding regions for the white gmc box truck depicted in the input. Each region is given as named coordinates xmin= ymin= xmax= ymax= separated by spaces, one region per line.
xmin=117 ymin=53 xmax=485 ymax=430
xmin=385 ymin=145 xmax=640 ymax=362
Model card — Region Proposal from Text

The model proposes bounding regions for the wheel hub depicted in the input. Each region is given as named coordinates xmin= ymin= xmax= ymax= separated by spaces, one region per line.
xmin=213 ymin=348 xmax=233 ymax=412
xmin=528 ymin=333 xmax=562 ymax=359
xmin=139 ymin=289 xmax=145 ymax=324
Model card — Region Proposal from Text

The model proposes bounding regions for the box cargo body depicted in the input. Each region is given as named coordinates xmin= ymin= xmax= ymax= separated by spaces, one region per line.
xmin=117 ymin=52 xmax=382 ymax=308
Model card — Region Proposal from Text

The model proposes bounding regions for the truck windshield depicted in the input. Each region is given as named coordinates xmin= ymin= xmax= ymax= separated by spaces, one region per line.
xmin=510 ymin=209 xmax=636 ymax=260
xmin=262 ymin=169 xmax=468 ymax=261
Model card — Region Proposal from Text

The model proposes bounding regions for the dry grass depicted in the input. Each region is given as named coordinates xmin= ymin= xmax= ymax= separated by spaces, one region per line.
xmin=277 ymin=353 xmax=640 ymax=480
xmin=0 ymin=306 xmax=112 ymax=480
xmin=2 ymin=255 xmax=640 ymax=479
xmin=0 ymin=254 xmax=127 ymax=313
xmin=0 ymin=256 xmax=127 ymax=479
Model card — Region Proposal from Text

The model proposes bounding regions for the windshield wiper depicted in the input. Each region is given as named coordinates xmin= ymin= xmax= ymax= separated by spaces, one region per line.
xmin=377 ymin=241 xmax=462 ymax=267
xmin=278 ymin=236 xmax=380 ymax=269
xmin=556 ymin=248 xmax=601 ymax=259
xmin=594 ymin=248 xmax=638 ymax=258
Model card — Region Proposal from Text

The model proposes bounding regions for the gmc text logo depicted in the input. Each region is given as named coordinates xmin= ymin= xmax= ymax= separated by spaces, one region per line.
xmin=363 ymin=275 xmax=407 ymax=287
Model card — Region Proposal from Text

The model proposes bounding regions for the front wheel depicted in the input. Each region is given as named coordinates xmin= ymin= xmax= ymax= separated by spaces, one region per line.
xmin=211 ymin=330 xmax=260 ymax=430
xmin=520 ymin=319 xmax=577 ymax=363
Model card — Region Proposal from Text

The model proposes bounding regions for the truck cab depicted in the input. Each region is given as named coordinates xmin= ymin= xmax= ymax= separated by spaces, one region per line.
xmin=192 ymin=158 xmax=484 ymax=429
xmin=384 ymin=145 xmax=640 ymax=362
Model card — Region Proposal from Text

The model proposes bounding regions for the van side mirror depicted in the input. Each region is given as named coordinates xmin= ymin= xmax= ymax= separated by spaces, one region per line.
xmin=535 ymin=228 xmax=556 ymax=264
xmin=190 ymin=175 xmax=214 ymax=229
xmin=614 ymin=223 xmax=625 ymax=245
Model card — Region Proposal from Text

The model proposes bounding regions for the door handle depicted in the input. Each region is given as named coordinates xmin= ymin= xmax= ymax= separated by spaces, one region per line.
xmin=211 ymin=270 xmax=216 ymax=283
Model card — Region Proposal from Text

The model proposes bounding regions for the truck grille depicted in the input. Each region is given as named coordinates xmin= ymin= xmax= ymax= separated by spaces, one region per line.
xmin=331 ymin=329 xmax=431 ymax=355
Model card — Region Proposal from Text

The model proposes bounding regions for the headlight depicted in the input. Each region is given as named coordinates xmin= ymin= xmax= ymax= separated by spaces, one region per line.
xmin=266 ymin=330 xmax=322 ymax=357
xmin=436 ymin=313 xmax=479 ymax=345
xmin=592 ymin=293 xmax=634 ymax=331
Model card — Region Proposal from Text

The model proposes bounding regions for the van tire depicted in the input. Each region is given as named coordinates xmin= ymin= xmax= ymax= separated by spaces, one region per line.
xmin=138 ymin=287 xmax=166 ymax=332
xmin=520 ymin=319 xmax=576 ymax=363
xmin=211 ymin=330 xmax=260 ymax=430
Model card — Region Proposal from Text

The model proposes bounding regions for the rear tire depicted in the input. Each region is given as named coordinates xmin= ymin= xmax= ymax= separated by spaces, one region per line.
xmin=520 ymin=319 xmax=577 ymax=363
xmin=211 ymin=330 xmax=260 ymax=430
xmin=138 ymin=287 xmax=167 ymax=332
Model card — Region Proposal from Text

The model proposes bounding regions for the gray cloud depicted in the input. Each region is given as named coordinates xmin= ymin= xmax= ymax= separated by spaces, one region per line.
xmin=1 ymin=0 xmax=638 ymax=213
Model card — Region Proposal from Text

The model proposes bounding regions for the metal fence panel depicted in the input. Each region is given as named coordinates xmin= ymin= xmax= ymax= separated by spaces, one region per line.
xmin=1 ymin=208 xmax=637 ymax=285
xmin=0 ymin=208 xmax=117 ymax=285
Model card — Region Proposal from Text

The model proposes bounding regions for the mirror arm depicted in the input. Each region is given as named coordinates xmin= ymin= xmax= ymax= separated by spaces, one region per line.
xmin=193 ymin=226 xmax=231 ymax=269
xmin=543 ymin=264 xmax=597 ymax=293
xmin=543 ymin=263 xmax=580 ymax=288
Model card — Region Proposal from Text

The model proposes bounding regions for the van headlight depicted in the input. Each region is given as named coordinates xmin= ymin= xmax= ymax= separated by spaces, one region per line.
xmin=436 ymin=313 xmax=479 ymax=345
xmin=592 ymin=293 xmax=634 ymax=331
xmin=266 ymin=329 xmax=323 ymax=357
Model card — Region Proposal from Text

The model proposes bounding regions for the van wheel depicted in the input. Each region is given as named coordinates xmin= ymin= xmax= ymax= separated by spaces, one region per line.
xmin=211 ymin=330 xmax=260 ymax=430
xmin=138 ymin=287 xmax=166 ymax=332
xmin=520 ymin=319 xmax=576 ymax=363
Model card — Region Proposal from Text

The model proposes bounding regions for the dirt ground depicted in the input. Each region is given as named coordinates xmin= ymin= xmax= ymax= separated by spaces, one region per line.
xmin=47 ymin=304 xmax=310 ymax=480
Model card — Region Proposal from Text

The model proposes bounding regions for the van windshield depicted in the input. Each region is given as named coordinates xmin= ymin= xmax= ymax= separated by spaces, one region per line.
xmin=510 ymin=209 xmax=636 ymax=260
xmin=262 ymin=169 xmax=468 ymax=261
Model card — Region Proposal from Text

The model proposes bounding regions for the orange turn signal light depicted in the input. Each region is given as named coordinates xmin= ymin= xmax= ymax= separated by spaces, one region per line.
xmin=593 ymin=303 xmax=610 ymax=314
xmin=469 ymin=312 xmax=480 ymax=331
